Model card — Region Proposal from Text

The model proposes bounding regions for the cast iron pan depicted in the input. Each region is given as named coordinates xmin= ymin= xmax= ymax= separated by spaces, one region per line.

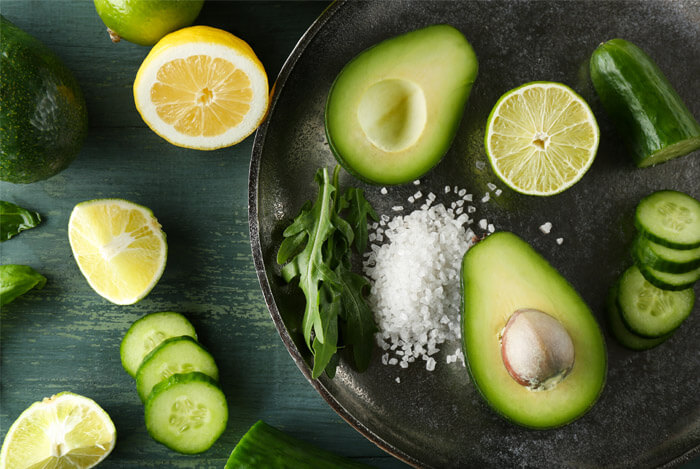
xmin=249 ymin=1 xmax=700 ymax=467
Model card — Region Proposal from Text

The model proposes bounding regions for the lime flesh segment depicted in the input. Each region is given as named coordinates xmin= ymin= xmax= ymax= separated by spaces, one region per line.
xmin=0 ymin=392 xmax=116 ymax=469
xmin=68 ymin=199 xmax=167 ymax=305
xmin=485 ymin=82 xmax=599 ymax=196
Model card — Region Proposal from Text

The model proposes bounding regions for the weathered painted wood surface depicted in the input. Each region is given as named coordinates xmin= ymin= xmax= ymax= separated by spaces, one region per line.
xmin=2 ymin=1 xmax=699 ymax=468
xmin=0 ymin=1 xmax=406 ymax=467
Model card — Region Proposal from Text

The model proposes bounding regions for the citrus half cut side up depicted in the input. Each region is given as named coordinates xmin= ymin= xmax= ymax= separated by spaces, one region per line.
xmin=485 ymin=82 xmax=599 ymax=196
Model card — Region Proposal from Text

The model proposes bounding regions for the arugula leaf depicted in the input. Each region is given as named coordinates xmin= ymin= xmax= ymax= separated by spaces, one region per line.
xmin=277 ymin=165 xmax=378 ymax=379
xmin=279 ymin=168 xmax=338 ymax=350
xmin=0 ymin=201 xmax=41 ymax=242
xmin=342 ymin=188 xmax=377 ymax=254
xmin=0 ymin=264 xmax=47 ymax=305
xmin=334 ymin=263 xmax=377 ymax=371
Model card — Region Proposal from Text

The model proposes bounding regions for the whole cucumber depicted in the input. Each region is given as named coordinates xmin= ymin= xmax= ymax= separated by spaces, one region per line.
xmin=590 ymin=38 xmax=700 ymax=167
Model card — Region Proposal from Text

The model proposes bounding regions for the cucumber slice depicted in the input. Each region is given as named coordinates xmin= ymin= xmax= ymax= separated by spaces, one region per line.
xmin=617 ymin=265 xmax=694 ymax=338
xmin=225 ymin=420 xmax=372 ymax=469
xmin=632 ymin=234 xmax=700 ymax=274
xmin=136 ymin=336 xmax=219 ymax=403
xmin=120 ymin=312 xmax=197 ymax=377
xmin=637 ymin=262 xmax=700 ymax=291
xmin=606 ymin=284 xmax=670 ymax=350
xmin=590 ymin=39 xmax=700 ymax=168
xmin=635 ymin=191 xmax=700 ymax=249
xmin=145 ymin=372 xmax=227 ymax=454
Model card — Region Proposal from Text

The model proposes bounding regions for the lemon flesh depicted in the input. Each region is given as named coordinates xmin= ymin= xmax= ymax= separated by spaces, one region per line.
xmin=133 ymin=25 xmax=269 ymax=150
xmin=485 ymin=82 xmax=599 ymax=196
xmin=68 ymin=198 xmax=167 ymax=305
xmin=0 ymin=392 xmax=116 ymax=469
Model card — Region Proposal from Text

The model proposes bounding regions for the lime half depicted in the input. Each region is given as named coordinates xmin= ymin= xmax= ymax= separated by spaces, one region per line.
xmin=68 ymin=198 xmax=167 ymax=305
xmin=0 ymin=392 xmax=116 ymax=468
xmin=484 ymin=82 xmax=599 ymax=196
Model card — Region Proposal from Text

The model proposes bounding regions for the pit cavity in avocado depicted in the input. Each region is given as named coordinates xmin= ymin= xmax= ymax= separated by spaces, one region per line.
xmin=325 ymin=24 xmax=478 ymax=185
xmin=460 ymin=232 xmax=607 ymax=429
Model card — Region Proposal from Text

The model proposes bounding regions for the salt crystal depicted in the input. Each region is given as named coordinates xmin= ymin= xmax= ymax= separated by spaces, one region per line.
xmin=445 ymin=186 xmax=451 ymax=194
xmin=463 ymin=194 xmax=473 ymax=202
xmin=395 ymin=377 xmax=401 ymax=383
xmin=414 ymin=191 xmax=423 ymax=199
xmin=476 ymin=161 xmax=486 ymax=170
xmin=487 ymin=182 xmax=497 ymax=191
xmin=413 ymin=179 xmax=421 ymax=185
xmin=380 ymin=187 xmax=388 ymax=195
xmin=539 ymin=222 xmax=553 ymax=234
xmin=392 ymin=206 xmax=403 ymax=212
xmin=556 ymin=237 xmax=564 ymax=245
xmin=488 ymin=223 xmax=495 ymax=233
xmin=408 ymin=196 xmax=415 ymax=203
xmin=467 ymin=205 xmax=476 ymax=213
xmin=458 ymin=189 xmax=466 ymax=196
xmin=481 ymin=193 xmax=490 ymax=203
xmin=495 ymin=189 xmax=502 ymax=196
xmin=479 ymin=219 xmax=488 ymax=229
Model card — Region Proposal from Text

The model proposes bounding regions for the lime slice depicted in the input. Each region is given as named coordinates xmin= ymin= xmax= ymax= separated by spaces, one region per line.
xmin=484 ymin=82 xmax=599 ymax=196
xmin=68 ymin=198 xmax=167 ymax=305
xmin=0 ymin=392 xmax=116 ymax=469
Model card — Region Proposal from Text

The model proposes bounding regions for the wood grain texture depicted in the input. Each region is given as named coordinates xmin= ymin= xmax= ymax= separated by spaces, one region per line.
xmin=0 ymin=1 xmax=406 ymax=467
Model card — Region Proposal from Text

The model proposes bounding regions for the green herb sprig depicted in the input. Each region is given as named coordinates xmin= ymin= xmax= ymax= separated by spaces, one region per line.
xmin=277 ymin=166 xmax=378 ymax=379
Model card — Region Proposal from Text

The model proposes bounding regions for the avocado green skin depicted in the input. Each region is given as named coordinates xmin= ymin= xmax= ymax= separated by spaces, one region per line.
xmin=225 ymin=420 xmax=372 ymax=469
xmin=325 ymin=24 xmax=478 ymax=185
xmin=94 ymin=0 xmax=204 ymax=46
xmin=590 ymin=39 xmax=700 ymax=168
xmin=460 ymin=232 xmax=607 ymax=429
xmin=0 ymin=16 xmax=88 ymax=184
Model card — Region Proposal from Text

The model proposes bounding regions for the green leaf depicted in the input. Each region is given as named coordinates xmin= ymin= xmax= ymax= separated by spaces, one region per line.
xmin=0 ymin=201 xmax=41 ymax=242
xmin=0 ymin=264 xmax=47 ymax=305
xmin=342 ymin=188 xmax=377 ymax=254
xmin=335 ymin=263 xmax=377 ymax=371
xmin=277 ymin=168 xmax=337 ymax=349
xmin=311 ymin=284 xmax=340 ymax=379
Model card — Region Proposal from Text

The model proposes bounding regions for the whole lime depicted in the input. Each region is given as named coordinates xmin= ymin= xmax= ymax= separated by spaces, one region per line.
xmin=94 ymin=0 xmax=205 ymax=46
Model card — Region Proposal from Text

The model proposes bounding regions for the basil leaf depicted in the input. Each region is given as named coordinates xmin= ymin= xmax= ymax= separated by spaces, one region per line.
xmin=0 ymin=264 xmax=47 ymax=305
xmin=0 ymin=201 xmax=42 ymax=242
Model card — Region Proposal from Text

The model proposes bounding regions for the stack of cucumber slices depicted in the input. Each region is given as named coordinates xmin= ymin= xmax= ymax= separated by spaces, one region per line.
xmin=120 ymin=312 xmax=228 ymax=453
xmin=609 ymin=190 xmax=700 ymax=350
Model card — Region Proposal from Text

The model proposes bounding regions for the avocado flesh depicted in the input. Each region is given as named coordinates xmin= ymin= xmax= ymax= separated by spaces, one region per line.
xmin=460 ymin=232 xmax=606 ymax=429
xmin=325 ymin=24 xmax=478 ymax=185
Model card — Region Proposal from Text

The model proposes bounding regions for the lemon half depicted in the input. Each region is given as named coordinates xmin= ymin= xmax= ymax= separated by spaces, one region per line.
xmin=133 ymin=25 xmax=269 ymax=150
xmin=484 ymin=82 xmax=599 ymax=196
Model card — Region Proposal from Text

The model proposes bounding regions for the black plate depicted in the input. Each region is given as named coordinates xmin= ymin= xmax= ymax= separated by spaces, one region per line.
xmin=249 ymin=1 xmax=700 ymax=467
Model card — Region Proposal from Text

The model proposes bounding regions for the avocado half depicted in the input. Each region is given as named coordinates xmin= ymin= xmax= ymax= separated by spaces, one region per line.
xmin=325 ymin=24 xmax=478 ymax=185
xmin=460 ymin=232 xmax=607 ymax=429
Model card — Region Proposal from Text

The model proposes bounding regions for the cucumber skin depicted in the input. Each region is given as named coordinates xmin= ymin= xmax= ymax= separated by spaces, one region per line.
xmin=145 ymin=372 xmax=227 ymax=455
xmin=135 ymin=335 xmax=219 ymax=403
xmin=607 ymin=285 xmax=670 ymax=350
xmin=590 ymin=39 xmax=700 ymax=167
xmin=636 ymin=261 xmax=700 ymax=291
xmin=226 ymin=420 xmax=372 ymax=469
xmin=632 ymin=235 xmax=700 ymax=274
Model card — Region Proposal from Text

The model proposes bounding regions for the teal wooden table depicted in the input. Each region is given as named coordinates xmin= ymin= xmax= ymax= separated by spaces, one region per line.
xmin=0 ymin=1 xmax=406 ymax=467
xmin=1 ymin=2 xmax=699 ymax=468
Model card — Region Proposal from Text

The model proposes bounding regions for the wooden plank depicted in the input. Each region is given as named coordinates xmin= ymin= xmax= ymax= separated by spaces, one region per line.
xmin=0 ymin=1 xmax=406 ymax=467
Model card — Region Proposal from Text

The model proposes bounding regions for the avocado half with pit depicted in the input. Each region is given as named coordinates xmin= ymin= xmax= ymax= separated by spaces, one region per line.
xmin=325 ymin=24 xmax=478 ymax=185
xmin=461 ymin=232 xmax=606 ymax=429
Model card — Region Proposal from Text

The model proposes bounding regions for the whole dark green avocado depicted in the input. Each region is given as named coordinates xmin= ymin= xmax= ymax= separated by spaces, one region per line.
xmin=0 ymin=15 xmax=88 ymax=183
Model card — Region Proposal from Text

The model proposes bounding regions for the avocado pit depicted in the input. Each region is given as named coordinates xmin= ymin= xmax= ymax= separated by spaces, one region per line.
xmin=500 ymin=308 xmax=575 ymax=390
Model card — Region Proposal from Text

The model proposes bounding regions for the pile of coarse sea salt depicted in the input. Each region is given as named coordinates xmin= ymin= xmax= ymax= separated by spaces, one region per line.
xmin=363 ymin=179 xmax=500 ymax=373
